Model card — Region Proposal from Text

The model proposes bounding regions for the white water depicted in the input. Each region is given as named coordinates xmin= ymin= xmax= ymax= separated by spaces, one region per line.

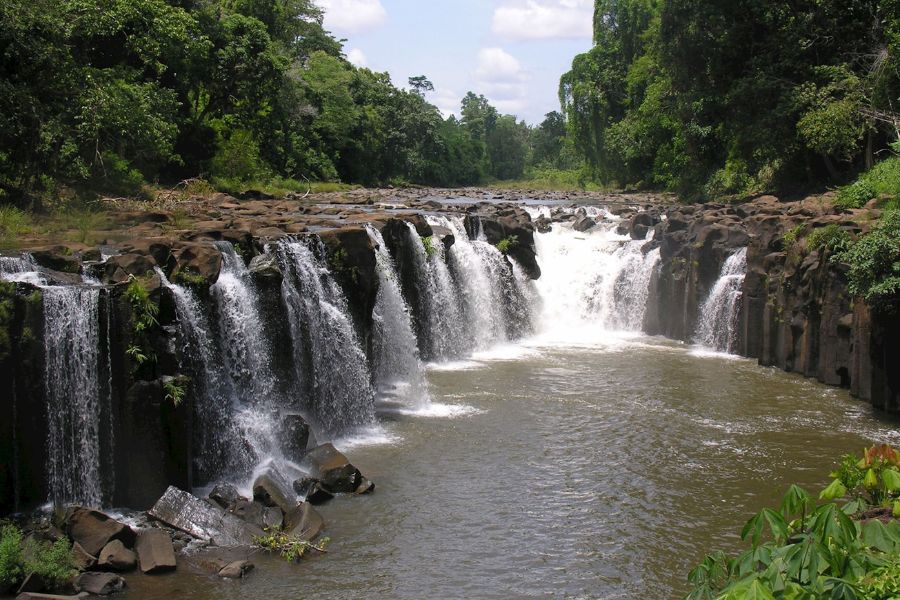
xmin=0 ymin=253 xmax=45 ymax=285
xmin=43 ymin=287 xmax=104 ymax=507
xmin=367 ymin=226 xmax=430 ymax=410
xmin=278 ymin=239 xmax=375 ymax=435
xmin=694 ymin=248 xmax=748 ymax=354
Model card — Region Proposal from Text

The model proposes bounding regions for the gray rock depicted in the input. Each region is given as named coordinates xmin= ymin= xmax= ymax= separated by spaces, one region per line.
xmin=65 ymin=508 xmax=135 ymax=557
xmin=303 ymin=443 xmax=363 ymax=493
xmin=279 ymin=414 xmax=311 ymax=463
xmin=208 ymin=483 xmax=242 ymax=510
xmin=248 ymin=253 xmax=282 ymax=280
xmin=134 ymin=529 xmax=177 ymax=574
xmin=232 ymin=500 xmax=265 ymax=529
xmin=283 ymin=503 xmax=325 ymax=542
xmin=355 ymin=477 xmax=376 ymax=495
xmin=252 ymin=468 xmax=300 ymax=513
xmin=573 ymin=216 xmax=595 ymax=232
xmin=148 ymin=486 xmax=265 ymax=547
xmin=292 ymin=478 xmax=334 ymax=505
xmin=74 ymin=572 xmax=126 ymax=595
xmin=98 ymin=540 xmax=137 ymax=572
xmin=71 ymin=543 xmax=96 ymax=571
xmin=218 ymin=560 xmax=254 ymax=579
xmin=263 ymin=507 xmax=283 ymax=530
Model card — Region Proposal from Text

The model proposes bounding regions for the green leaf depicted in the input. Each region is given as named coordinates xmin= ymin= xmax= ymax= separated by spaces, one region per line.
xmin=716 ymin=578 xmax=776 ymax=600
xmin=882 ymin=468 xmax=900 ymax=492
xmin=894 ymin=499 xmax=900 ymax=518
xmin=820 ymin=479 xmax=847 ymax=501
xmin=861 ymin=519 xmax=900 ymax=553
xmin=864 ymin=468 xmax=879 ymax=489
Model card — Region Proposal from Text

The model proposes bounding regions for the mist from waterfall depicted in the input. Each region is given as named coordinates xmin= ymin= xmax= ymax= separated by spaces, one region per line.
xmin=694 ymin=247 xmax=748 ymax=354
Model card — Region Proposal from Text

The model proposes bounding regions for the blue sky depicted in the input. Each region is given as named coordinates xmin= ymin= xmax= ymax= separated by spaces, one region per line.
xmin=315 ymin=0 xmax=594 ymax=125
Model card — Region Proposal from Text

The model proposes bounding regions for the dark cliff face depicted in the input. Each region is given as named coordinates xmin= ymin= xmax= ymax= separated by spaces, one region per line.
xmin=463 ymin=203 xmax=541 ymax=280
xmin=640 ymin=195 xmax=898 ymax=412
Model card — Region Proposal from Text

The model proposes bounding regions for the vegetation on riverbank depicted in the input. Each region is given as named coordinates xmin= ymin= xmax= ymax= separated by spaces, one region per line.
xmin=686 ymin=445 xmax=900 ymax=600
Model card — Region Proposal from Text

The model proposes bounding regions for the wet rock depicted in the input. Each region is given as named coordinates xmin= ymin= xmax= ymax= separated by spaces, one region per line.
xmin=292 ymin=478 xmax=334 ymax=505
xmin=65 ymin=508 xmax=136 ymax=557
xmin=15 ymin=593 xmax=89 ymax=600
xmin=248 ymin=253 xmax=282 ymax=282
xmin=148 ymin=486 xmax=265 ymax=547
xmin=573 ymin=216 xmax=595 ymax=232
xmin=218 ymin=560 xmax=254 ymax=579
xmin=134 ymin=529 xmax=177 ymax=573
xmin=263 ymin=507 xmax=283 ymax=530
xmin=283 ymin=503 xmax=325 ymax=542
xmin=74 ymin=572 xmax=125 ymax=595
xmin=534 ymin=216 xmax=552 ymax=233
xmin=208 ymin=483 xmax=242 ymax=511
xmin=29 ymin=246 xmax=82 ymax=274
xmin=279 ymin=414 xmax=312 ymax=463
xmin=253 ymin=468 xmax=300 ymax=513
xmin=98 ymin=540 xmax=137 ymax=572
xmin=101 ymin=253 xmax=157 ymax=282
xmin=355 ymin=478 xmax=376 ymax=495
xmin=232 ymin=500 xmax=265 ymax=529
xmin=303 ymin=443 xmax=364 ymax=493
xmin=171 ymin=243 xmax=223 ymax=285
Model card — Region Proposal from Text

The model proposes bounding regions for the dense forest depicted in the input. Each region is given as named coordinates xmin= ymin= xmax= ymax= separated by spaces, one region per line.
xmin=561 ymin=0 xmax=900 ymax=199
xmin=0 ymin=0 xmax=574 ymax=203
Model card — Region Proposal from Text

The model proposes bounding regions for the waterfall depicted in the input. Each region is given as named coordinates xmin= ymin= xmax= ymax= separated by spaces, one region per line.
xmin=157 ymin=269 xmax=247 ymax=482
xmin=43 ymin=287 xmax=103 ymax=507
xmin=277 ymin=239 xmax=375 ymax=435
xmin=694 ymin=248 xmax=748 ymax=354
xmin=0 ymin=253 xmax=44 ymax=285
xmin=532 ymin=210 xmax=660 ymax=337
xmin=403 ymin=223 xmax=467 ymax=361
xmin=211 ymin=242 xmax=282 ymax=466
xmin=367 ymin=226 xmax=430 ymax=408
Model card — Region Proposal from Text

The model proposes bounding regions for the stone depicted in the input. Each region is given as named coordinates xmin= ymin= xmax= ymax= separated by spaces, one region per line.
xmin=70 ymin=543 xmax=96 ymax=571
xmin=74 ymin=572 xmax=126 ymax=595
xmin=134 ymin=529 xmax=177 ymax=574
xmin=16 ymin=573 xmax=45 ymax=594
xmin=303 ymin=443 xmax=363 ymax=493
xmin=208 ymin=483 xmax=242 ymax=510
xmin=15 ymin=594 xmax=89 ymax=600
xmin=232 ymin=500 xmax=265 ymax=529
xmin=171 ymin=242 xmax=223 ymax=285
xmin=355 ymin=478 xmax=376 ymax=495
xmin=253 ymin=468 xmax=300 ymax=513
xmin=279 ymin=413 xmax=312 ymax=463
xmin=148 ymin=486 xmax=264 ymax=547
xmin=283 ymin=503 xmax=325 ymax=542
xmin=572 ymin=216 xmax=595 ymax=232
xmin=98 ymin=540 xmax=137 ymax=572
xmin=292 ymin=478 xmax=334 ymax=505
xmin=248 ymin=253 xmax=282 ymax=281
xmin=65 ymin=508 xmax=136 ymax=557
xmin=218 ymin=560 xmax=254 ymax=579
xmin=263 ymin=507 xmax=284 ymax=530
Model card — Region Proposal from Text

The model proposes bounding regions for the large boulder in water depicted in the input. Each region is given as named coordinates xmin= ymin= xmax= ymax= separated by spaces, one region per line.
xmin=98 ymin=539 xmax=137 ymax=572
xmin=65 ymin=508 xmax=136 ymax=557
xmin=134 ymin=529 xmax=177 ymax=574
xmin=148 ymin=486 xmax=264 ymax=547
xmin=278 ymin=413 xmax=312 ymax=463
xmin=302 ymin=443 xmax=365 ymax=494
xmin=464 ymin=203 xmax=541 ymax=280
xmin=170 ymin=242 xmax=222 ymax=286
xmin=283 ymin=502 xmax=325 ymax=542
xmin=252 ymin=467 xmax=300 ymax=513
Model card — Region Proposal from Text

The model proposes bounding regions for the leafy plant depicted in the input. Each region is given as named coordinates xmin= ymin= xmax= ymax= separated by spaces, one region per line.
xmin=782 ymin=225 xmax=805 ymax=250
xmin=496 ymin=235 xmax=519 ymax=254
xmin=837 ymin=181 xmax=877 ymax=209
xmin=172 ymin=269 xmax=206 ymax=289
xmin=807 ymin=224 xmax=852 ymax=254
xmin=421 ymin=235 xmax=436 ymax=258
xmin=23 ymin=537 xmax=76 ymax=586
xmin=0 ymin=525 xmax=23 ymax=591
xmin=835 ymin=211 xmax=900 ymax=313
xmin=820 ymin=445 xmax=900 ymax=513
xmin=254 ymin=531 xmax=330 ymax=562
xmin=124 ymin=276 xmax=159 ymax=371
xmin=163 ymin=377 xmax=189 ymax=407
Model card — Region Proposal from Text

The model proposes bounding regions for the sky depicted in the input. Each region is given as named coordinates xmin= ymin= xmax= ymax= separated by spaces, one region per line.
xmin=315 ymin=0 xmax=595 ymax=125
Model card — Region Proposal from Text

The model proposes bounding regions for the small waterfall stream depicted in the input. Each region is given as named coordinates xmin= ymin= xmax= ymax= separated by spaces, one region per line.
xmin=42 ymin=286 xmax=104 ymax=507
xmin=694 ymin=247 xmax=748 ymax=354
xmin=367 ymin=226 xmax=430 ymax=409
xmin=278 ymin=239 xmax=375 ymax=435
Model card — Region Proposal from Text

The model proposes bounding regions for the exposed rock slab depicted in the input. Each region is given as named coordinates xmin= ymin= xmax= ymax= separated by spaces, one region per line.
xmin=134 ymin=529 xmax=177 ymax=573
xmin=65 ymin=508 xmax=136 ymax=557
xmin=148 ymin=486 xmax=264 ymax=547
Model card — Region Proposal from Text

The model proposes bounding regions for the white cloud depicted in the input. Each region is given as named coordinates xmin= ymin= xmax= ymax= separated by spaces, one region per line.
xmin=433 ymin=89 xmax=461 ymax=118
xmin=346 ymin=47 xmax=368 ymax=67
xmin=474 ymin=48 xmax=529 ymax=117
xmin=491 ymin=0 xmax=592 ymax=41
xmin=317 ymin=0 xmax=387 ymax=35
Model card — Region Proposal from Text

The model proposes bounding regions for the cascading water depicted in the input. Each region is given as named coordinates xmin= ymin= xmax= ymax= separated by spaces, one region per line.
xmin=367 ymin=226 xmax=430 ymax=408
xmin=0 ymin=253 xmax=44 ymax=285
xmin=277 ymin=239 xmax=375 ymax=435
xmin=43 ymin=287 xmax=104 ymax=507
xmin=157 ymin=269 xmax=247 ymax=481
xmin=531 ymin=208 xmax=661 ymax=338
xmin=694 ymin=247 xmax=748 ymax=354
xmin=211 ymin=242 xmax=281 ymax=465
xmin=403 ymin=222 xmax=467 ymax=361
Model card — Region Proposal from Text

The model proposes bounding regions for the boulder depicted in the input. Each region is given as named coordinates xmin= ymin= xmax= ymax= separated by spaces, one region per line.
xmin=171 ymin=243 xmax=223 ymax=285
xmin=303 ymin=443 xmax=363 ymax=493
xmin=70 ymin=543 xmax=96 ymax=571
xmin=283 ymin=503 xmax=325 ymax=542
xmin=101 ymin=253 xmax=157 ymax=282
xmin=232 ymin=500 xmax=265 ymax=529
xmin=65 ymin=508 xmax=135 ymax=557
xmin=279 ymin=414 xmax=311 ymax=463
xmin=292 ymin=478 xmax=334 ymax=505
xmin=573 ymin=216 xmax=595 ymax=232
xmin=218 ymin=560 xmax=254 ymax=579
xmin=16 ymin=573 xmax=45 ymax=594
xmin=248 ymin=253 xmax=282 ymax=282
xmin=74 ymin=572 xmax=125 ymax=595
xmin=263 ymin=507 xmax=283 ymax=530
xmin=208 ymin=483 xmax=242 ymax=511
xmin=355 ymin=478 xmax=376 ymax=495
xmin=29 ymin=246 xmax=82 ymax=274
xmin=148 ymin=486 xmax=265 ymax=547
xmin=98 ymin=540 xmax=137 ymax=572
xmin=252 ymin=468 xmax=300 ymax=513
xmin=134 ymin=529 xmax=177 ymax=574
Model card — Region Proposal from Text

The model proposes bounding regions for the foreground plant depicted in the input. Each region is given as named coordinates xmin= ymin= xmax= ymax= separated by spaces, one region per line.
xmin=254 ymin=531 xmax=330 ymax=562
xmin=686 ymin=445 xmax=900 ymax=600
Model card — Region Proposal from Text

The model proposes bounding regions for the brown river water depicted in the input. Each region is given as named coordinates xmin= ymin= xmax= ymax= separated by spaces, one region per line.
xmin=124 ymin=333 xmax=900 ymax=600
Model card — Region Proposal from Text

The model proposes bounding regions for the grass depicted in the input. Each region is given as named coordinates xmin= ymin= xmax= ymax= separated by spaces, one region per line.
xmin=489 ymin=167 xmax=610 ymax=192
xmin=835 ymin=155 xmax=900 ymax=209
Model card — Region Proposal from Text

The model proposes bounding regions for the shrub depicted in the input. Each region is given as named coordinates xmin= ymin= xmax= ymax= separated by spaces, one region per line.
xmin=23 ymin=537 xmax=76 ymax=586
xmin=836 ymin=156 xmax=900 ymax=209
xmin=496 ymin=235 xmax=519 ymax=254
xmin=836 ymin=211 xmax=900 ymax=313
xmin=782 ymin=224 xmax=805 ymax=250
xmin=837 ymin=180 xmax=876 ymax=208
xmin=0 ymin=525 xmax=23 ymax=590
xmin=806 ymin=223 xmax=852 ymax=254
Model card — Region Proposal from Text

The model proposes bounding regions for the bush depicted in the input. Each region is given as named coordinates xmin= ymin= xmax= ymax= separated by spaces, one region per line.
xmin=0 ymin=525 xmax=23 ymax=591
xmin=836 ymin=156 xmax=900 ymax=209
xmin=836 ymin=211 xmax=900 ymax=313
xmin=806 ymin=223 xmax=852 ymax=253
xmin=23 ymin=537 xmax=76 ymax=586
xmin=836 ymin=179 xmax=876 ymax=209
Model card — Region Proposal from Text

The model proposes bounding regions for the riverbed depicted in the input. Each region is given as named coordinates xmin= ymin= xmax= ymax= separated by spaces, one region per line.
xmin=126 ymin=332 xmax=899 ymax=599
